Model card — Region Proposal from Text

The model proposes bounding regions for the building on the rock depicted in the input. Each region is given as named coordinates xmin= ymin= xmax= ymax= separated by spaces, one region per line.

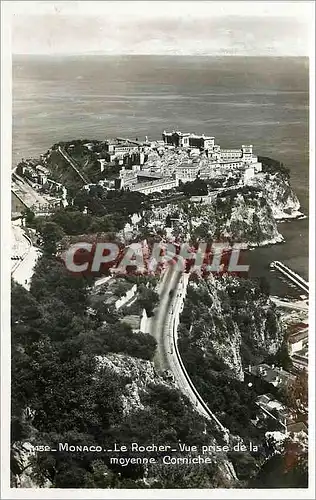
xmin=162 ymin=130 xmax=215 ymax=150
xmin=244 ymin=165 xmax=255 ymax=182
xmin=104 ymin=139 xmax=139 ymax=162
xmin=116 ymin=166 xmax=164 ymax=189
xmin=174 ymin=163 xmax=200 ymax=183
xmin=34 ymin=165 xmax=49 ymax=184
xmin=220 ymin=148 xmax=243 ymax=161
xmin=248 ymin=364 xmax=296 ymax=389
xmin=162 ymin=131 xmax=262 ymax=172
xmin=130 ymin=177 xmax=178 ymax=195
xmin=104 ymin=139 xmax=145 ymax=167
xmin=115 ymin=166 xmax=138 ymax=189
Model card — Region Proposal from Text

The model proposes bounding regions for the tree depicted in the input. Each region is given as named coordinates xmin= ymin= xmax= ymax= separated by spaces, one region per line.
xmin=265 ymin=341 xmax=292 ymax=371
xmin=51 ymin=209 xmax=93 ymax=235
xmin=91 ymin=323 xmax=157 ymax=360
xmin=151 ymin=460 xmax=218 ymax=488
xmin=180 ymin=178 xmax=208 ymax=196
xmin=286 ymin=369 xmax=308 ymax=420
xmin=30 ymin=255 xmax=91 ymax=314
xmin=11 ymin=280 xmax=41 ymax=325
xmin=83 ymin=460 xmax=118 ymax=488
xmin=258 ymin=156 xmax=291 ymax=179
xmin=258 ymin=276 xmax=270 ymax=296
xmin=250 ymin=439 xmax=308 ymax=488
xmin=165 ymin=214 xmax=172 ymax=227
xmin=227 ymin=451 xmax=258 ymax=481
xmin=54 ymin=466 xmax=88 ymax=488
xmin=137 ymin=286 xmax=159 ymax=317
xmin=37 ymin=221 xmax=65 ymax=255
xmin=22 ymin=208 xmax=36 ymax=227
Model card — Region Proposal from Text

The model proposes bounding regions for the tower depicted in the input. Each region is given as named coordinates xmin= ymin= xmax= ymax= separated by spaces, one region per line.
xmin=242 ymin=145 xmax=253 ymax=162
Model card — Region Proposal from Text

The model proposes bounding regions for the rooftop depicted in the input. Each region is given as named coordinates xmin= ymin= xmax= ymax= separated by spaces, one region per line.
xmin=36 ymin=165 xmax=50 ymax=174
xmin=163 ymin=130 xmax=215 ymax=139
xmin=105 ymin=139 xmax=135 ymax=147
xmin=120 ymin=314 xmax=141 ymax=330
xmin=249 ymin=364 xmax=296 ymax=387
xmin=288 ymin=328 xmax=308 ymax=344
xmin=190 ymin=133 xmax=215 ymax=139
xmin=257 ymin=393 xmax=283 ymax=411
xmin=137 ymin=171 xmax=163 ymax=180
xmin=288 ymin=322 xmax=308 ymax=334
xmin=176 ymin=163 xmax=200 ymax=169
xmin=287 ymin=421 xmax=308 ymax=434
xmin=133 ymin=176 xmax=175 ymax=188
xmin=256 ymin=393 xmax=293 ymax=422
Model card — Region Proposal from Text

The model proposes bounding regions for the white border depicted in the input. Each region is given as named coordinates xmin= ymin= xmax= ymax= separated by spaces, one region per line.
xmin=308 ymin=2 xmax=316 ymax=496
xmin=1 ymin=1 xmax=13 ymax=498
xmin=1 ymin=1 xmax=315 ymax=499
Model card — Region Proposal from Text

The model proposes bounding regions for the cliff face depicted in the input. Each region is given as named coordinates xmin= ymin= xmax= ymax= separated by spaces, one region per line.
xmin=11 ymin=443 xmax=52 ymax=488
xmin=12 ymin=353 xmax=238 ymax=489
xmin=179 ymin=276 xmax=283 ymax=381
xmin=180 ymin=188 xmax=284 ymax=247
xmin=95 ymin=353 xmax=238 ymax=487
xmin=245 ymin=172 xmax=302 ymax=220
xmin=95 ymin=353 xmax=167 ymax=415
xmin=216 ymin=191 xmax=284 ymax=246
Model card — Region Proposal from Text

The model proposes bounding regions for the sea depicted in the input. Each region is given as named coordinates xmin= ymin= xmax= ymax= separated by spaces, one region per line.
xmin=12 ymin=55 xmax=309 ymax=296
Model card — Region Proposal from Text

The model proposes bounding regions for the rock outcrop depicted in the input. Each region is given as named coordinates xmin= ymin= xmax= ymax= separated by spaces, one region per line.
xmin=215 ymin=190 xmax=284 ymax=246
xmin=167 ymin=187 xmax=284 ymax=247
xmin=179 ymin=276 xmax=283 ymax=381
xmin=95 ymin=353 xmax=169 ymax=415
xmin=245 ymin=171 xmax=303 ymax=220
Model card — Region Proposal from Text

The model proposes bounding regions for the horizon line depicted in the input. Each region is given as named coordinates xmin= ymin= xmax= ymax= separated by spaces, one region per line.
xmin=12 ymin=53 xmax=309 ymax=58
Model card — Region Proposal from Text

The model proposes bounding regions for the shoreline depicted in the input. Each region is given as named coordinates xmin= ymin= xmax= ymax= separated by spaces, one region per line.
xmin=274 ymin=211 xmax=306 ymax=222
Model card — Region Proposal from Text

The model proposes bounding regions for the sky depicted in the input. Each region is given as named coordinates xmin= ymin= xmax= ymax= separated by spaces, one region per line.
xmin=8 ymin=1 xmax=314 ymax=56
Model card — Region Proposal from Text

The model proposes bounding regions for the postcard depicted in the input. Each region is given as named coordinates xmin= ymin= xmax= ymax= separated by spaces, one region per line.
xmin=1 ymin=1 xmax=314 ymax=498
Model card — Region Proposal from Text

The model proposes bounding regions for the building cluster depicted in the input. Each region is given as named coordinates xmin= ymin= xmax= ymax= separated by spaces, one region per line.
xmin=103 ymin=138 xmax=146 ymax=165
xmin=12 ymin=129 xmax=264 ymax=210
xmin=255 ymin=393 xmax=307 ymax=435
xmin=89 ymin=278 xmax=148 ymax=334
xmin=110 ymin=130 xmax=262 ymax=195
xmin=162 ymin=130 xmax=261 ymax=162
xmin=246 ymin=363 xmax=307 ymax=437
xmin=16 ymin=161 xmax=64 ymax=192
xmin=162 ymin=130 xmax=216 ymax=149
xmin=162 ymin=130 xmax=262 ymax=183
xmin=287 ymin=320 xmax=308 ymax=371
xmin=246 ymin=299 xmax=309 ymax=442
xmin=248 ymin=363 xmax=297 ymax=389
xmin=11 ymin=162 xmax=66 ymax=217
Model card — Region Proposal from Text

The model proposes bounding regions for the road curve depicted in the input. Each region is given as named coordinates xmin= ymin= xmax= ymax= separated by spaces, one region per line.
xmin=149 ymin=264 xmax=228 ymax=434
xmin=11 ymin=225 xmax=41 ymax=290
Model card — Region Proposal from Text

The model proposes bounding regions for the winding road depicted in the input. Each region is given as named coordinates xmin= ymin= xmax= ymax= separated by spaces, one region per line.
xmin=148 ymin=263 xmax=228 ymax=435
xmin=11 ymin=223 xmax=41 ymax=290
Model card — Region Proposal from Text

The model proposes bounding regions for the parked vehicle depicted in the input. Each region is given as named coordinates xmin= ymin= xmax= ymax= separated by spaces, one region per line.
xmin=163 ymin=369 xmax=175 ymax=382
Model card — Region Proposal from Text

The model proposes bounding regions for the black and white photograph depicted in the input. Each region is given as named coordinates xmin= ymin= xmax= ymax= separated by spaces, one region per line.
xmin=1 ymin=1 xmax=315 ymax=497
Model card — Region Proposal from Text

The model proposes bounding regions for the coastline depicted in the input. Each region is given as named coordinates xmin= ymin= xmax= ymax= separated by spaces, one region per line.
xmin=273 ymin=210 xmax=305 ymax=221
xmin=276 ymin=213 xmax=307 ymax=222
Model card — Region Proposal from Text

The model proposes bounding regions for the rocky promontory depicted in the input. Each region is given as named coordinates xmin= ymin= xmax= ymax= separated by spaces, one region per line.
xmin=246 ymin=171 xmax=303 ymax=220
xmin=179 ymin=275 xmax=283 ymax=382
